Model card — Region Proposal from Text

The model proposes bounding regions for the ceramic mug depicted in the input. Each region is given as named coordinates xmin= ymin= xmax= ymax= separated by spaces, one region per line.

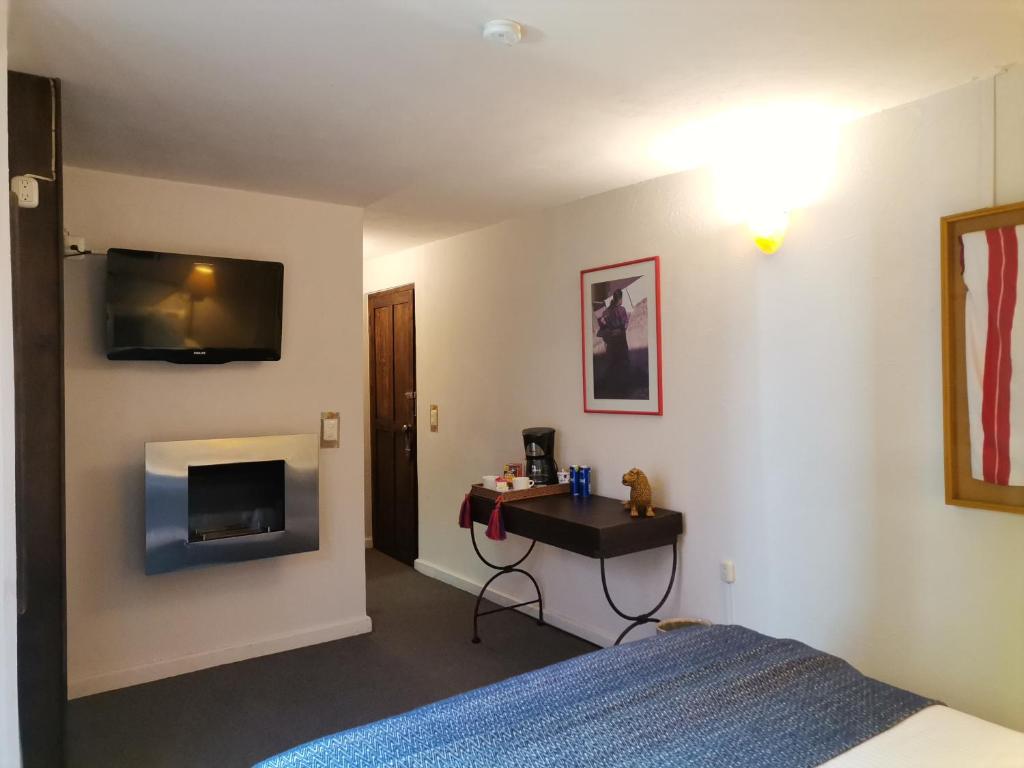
xmin=482 ymin=475 xmax=499 ymax=490
xmin=511 ymin=477 xmax=535 ymax=491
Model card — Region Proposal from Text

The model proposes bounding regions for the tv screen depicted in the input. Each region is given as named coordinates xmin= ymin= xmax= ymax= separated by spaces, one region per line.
xmin=105 ymin=248 xmax=284 ymax=363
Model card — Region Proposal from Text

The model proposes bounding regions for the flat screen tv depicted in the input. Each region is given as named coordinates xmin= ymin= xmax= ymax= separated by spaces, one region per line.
xmin=105 ymin=248 xmax=284 ymax=363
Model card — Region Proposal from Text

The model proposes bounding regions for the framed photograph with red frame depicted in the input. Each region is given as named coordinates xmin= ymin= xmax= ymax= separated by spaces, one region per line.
xmin=580 ymin=256 xmax=663 ymax=415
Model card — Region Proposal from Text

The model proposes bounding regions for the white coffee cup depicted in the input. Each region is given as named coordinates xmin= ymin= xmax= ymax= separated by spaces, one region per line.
xmin=511 ymin=477 xmax=535 ymax=491
xmin=482 ymin=475 xmax=499 ymax=490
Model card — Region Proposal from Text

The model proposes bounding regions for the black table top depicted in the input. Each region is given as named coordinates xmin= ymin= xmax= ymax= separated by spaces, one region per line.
xmin=468 ymin=492 xmax=684 ymax=559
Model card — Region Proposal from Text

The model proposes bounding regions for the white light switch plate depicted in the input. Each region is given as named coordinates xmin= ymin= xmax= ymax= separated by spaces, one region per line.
xmin=320 ymin=411 xmax=339 ymax=448
xmin=323 ymin=419 xmax=338 ymax=441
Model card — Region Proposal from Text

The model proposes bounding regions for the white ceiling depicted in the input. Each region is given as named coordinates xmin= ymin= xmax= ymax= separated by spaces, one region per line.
xmin=9 ymin=1 xmax=1023 ymax=257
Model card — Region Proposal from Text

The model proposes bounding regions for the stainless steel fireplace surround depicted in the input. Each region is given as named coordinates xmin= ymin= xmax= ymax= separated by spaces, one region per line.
xmin=145 ymin=434 xmax=319 ymax=574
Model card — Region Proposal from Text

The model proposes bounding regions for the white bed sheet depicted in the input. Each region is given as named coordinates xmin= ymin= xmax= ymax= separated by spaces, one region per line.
xmin=823 ymin=705 xmax=1024 ymax=767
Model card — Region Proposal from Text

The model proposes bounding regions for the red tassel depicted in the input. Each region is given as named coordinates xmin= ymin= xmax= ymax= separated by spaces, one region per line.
xmin=485 ymin=497 xmax=507 ymax=541
xmin=458 ymin=493 xmax=472 ymax=529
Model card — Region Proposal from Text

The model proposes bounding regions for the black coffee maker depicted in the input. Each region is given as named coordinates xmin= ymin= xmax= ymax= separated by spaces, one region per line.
xmin=523 ymin=427 xmax=558 ymax=486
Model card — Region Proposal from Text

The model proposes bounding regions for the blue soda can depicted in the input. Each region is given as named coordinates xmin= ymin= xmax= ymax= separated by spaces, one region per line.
xmin=570 ymin=465 xmax=580 ymax=496
xmin=580 ymin=465 xmax=591 ymax=497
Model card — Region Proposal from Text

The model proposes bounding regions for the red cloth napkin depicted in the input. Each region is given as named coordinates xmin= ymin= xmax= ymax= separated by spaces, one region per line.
xmin=458 ymin=493 xmax=472 ymax=528
xmin=485 ymin=496 xmax=506 ymax=541
xmin=458 ymin=491 xmax=507 ymax=541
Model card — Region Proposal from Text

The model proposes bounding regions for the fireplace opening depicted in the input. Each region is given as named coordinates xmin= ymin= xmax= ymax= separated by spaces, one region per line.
xmin=187 ymin=459 xmax=285 ymax=542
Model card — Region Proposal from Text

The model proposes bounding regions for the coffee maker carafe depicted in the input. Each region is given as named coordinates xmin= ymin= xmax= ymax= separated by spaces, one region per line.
xmin=523 ymin=427 xmax=558 ymax=486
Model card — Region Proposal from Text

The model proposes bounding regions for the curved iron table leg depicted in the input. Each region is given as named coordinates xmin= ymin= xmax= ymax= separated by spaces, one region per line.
xmin=469 ymin=522 xmax=543 ymax=644
xmin=600 ymin=541 xmax=678 ymax=645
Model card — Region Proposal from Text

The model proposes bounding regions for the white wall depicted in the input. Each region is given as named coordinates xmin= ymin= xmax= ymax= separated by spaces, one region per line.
xmin=997 ymin=65 xmax=1024 ymax=203
xmin=750 ymin=72 xmax=1024 ymax=729
xmin=365 ymin=166 xmax=761 ymax=646
xmin=63 ymin=167 xmax=369 ymax=697
xmin=0 ymin=0 xmax=21 ymax=762
xmin=365 ymin=71 xmax=1024 ymax=730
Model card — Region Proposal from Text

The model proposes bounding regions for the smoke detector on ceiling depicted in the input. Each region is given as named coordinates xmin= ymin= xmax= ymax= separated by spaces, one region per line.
xmin=482 ymin=19 xmax=523 ymax=46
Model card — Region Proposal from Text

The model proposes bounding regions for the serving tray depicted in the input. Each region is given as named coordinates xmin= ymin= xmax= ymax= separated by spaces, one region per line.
xmin=470 ymin=482 xmax=571 ymax=502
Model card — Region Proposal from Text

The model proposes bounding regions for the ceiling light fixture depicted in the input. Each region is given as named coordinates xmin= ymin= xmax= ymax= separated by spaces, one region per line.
xmin=482 ymin=19 xmax=523 ymax=46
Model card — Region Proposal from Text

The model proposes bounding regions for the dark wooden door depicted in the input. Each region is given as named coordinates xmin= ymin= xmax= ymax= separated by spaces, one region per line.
xmin=9 ymin=71 xmax=66 ymax=768
xmin=368 ymin=286 xmax=418 ymax=565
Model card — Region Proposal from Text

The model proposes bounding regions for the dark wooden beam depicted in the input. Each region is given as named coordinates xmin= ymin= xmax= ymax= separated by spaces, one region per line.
xmin=9 ymin=69 xmax=66 ymax=768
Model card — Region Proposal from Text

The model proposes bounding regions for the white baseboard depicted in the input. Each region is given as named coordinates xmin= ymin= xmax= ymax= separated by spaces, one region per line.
xmin=414 ymin=558 xmax=616 ymax=648
xmin=68 ymin=614 xmax=373 ymax=699
xmin=364 ymin=536 xmax=373 ymax=549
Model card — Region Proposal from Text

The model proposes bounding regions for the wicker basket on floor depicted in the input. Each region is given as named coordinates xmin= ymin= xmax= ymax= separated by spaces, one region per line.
xmin=656 ymin=618 xmax=712 ymax=634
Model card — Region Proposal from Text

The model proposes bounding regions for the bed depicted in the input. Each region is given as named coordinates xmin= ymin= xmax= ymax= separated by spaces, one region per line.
xmin=255 ymin=624 xmax=1024 ymax=767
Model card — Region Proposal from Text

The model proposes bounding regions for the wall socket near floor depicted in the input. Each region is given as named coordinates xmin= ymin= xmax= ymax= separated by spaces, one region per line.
xmin=720 ymin=560 xmax=736 ymax=584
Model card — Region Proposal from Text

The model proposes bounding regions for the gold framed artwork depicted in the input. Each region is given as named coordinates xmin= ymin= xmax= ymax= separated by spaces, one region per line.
xmin=941 ymin=201 xmax=1024 ymax=514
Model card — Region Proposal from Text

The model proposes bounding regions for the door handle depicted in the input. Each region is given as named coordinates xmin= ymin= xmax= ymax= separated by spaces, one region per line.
xmin=402 ymin=424 xmax=414 ymax=459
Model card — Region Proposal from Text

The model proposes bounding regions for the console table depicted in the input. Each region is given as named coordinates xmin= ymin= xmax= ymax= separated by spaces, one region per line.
xmin=465 ymin=492 xmax=684 ymax=645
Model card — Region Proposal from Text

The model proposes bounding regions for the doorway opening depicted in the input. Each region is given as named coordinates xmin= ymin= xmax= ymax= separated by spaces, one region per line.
xmin=368 ymin=285 xmax=418 ymax=565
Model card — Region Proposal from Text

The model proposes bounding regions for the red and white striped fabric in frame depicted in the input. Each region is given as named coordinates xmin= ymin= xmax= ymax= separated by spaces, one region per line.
xmin=962 ymin=225 xmax=1024 ymax=486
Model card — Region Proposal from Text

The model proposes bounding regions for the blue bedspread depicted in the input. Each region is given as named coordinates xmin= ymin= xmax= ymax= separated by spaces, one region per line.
xmin=256 ymin=624 xmax=935 ymax=768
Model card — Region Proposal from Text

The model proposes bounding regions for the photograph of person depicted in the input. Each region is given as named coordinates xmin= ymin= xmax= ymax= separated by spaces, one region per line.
xmin=581 ymin=257 xmax=662 ymax=414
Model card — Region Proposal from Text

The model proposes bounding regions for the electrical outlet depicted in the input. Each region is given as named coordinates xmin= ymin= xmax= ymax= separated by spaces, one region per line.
xmin=10 ymin=176 xmax=39 ymax=209
xmin=64 ymin=233 xmax=86 ymax=254
xmin=720 ymin=560 xmax=736 ymax=584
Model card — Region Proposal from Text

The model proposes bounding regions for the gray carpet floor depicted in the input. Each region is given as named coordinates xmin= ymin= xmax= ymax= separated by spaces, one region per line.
xmin=66 ymin=549 xmax=596 ymax=767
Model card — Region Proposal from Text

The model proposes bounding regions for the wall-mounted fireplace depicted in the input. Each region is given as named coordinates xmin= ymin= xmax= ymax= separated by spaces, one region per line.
xmin=187 ymin=459 xmax=286 ymax=542
xmin=145 ymin=434 xmax=318 ymax=574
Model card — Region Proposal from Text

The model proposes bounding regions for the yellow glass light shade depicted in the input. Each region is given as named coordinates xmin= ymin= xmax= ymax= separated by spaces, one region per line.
xmin=186 ymin=262 xmax=216 ymax=297
xmin=748 ymin=209 xmax=789 ymax=255
xmin=753 ymin=231 xmax=785 ymax=255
